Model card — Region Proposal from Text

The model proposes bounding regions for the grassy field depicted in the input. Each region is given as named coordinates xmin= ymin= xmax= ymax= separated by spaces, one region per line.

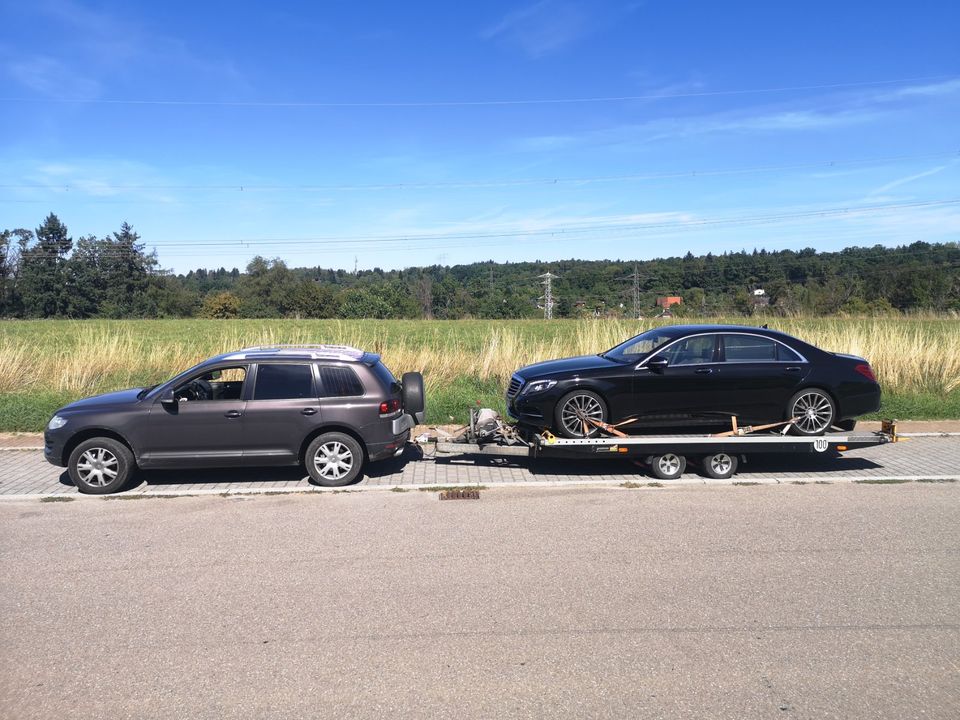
xmin=1 ymin=317 xmax=959 ymax=432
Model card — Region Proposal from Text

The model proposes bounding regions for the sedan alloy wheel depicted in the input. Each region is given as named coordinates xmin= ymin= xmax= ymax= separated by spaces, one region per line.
xmin=789 ymin=389 xmax=835 ymax=435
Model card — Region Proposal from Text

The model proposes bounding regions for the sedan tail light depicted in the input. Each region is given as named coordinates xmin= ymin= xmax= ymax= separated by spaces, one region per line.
xmin=379 ymin=398 xmax=401 ymax=415
xmin=854 ymin=364 xmax=877 ymax=382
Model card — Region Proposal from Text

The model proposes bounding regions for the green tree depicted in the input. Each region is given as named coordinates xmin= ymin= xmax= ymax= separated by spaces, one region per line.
xmin=200 ymin=291 xmax=242 ymax=318
xmin=18 ymin=214 xmax=71 ymax=317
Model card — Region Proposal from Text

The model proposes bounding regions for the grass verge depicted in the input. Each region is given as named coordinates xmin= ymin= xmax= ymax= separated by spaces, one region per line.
xmin=3 ymin=383 xmax=958 ymax=433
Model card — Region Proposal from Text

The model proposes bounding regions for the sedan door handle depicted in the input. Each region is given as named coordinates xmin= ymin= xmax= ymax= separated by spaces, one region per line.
xmin=224 ymin=410 xmax=243 ymax=418
xmin=695 ymin=368 xmax=713 ymax=375
xmin=784 ymin=366 xmax=802 ymax=372
xmin=301 ymin=408 xmax=318 ymax=416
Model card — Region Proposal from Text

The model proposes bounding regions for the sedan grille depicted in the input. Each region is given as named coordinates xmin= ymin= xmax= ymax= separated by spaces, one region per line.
xmin=506 ymin=375 xmax=524 ymax=398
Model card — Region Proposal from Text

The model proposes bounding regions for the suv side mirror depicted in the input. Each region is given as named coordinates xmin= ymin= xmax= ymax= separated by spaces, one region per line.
xmin=647 ymin=357 xmax=669 ymax=372
xmin=159 ymin=389 xmax=176 ymax=406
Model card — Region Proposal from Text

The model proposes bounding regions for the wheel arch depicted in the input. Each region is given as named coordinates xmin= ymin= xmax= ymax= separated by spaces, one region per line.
xmin=298 ymin=424 xmax=368 ymax=465
xmin=62 ymin=428 xmax=136 ymax=466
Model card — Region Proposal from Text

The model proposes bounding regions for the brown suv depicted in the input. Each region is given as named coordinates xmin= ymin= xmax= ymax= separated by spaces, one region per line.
xmin=43 ymin=345 xmax=424 ymax=494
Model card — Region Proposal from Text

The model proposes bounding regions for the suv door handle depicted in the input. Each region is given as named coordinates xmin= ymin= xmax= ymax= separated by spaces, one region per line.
xmin=301 ymin=408 xmax=318 ymax=416
xmin=695 ymin=368 xmax=713 ymax=374
xmin=224 ymin=410 xmax=242 ymax=418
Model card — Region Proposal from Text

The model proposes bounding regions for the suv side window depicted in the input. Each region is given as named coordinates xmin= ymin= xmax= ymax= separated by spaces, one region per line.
xmin=174 ymin=366 xmax=247 ymax=402
xmin=722 ymin=334 xmax=778 ymax=362
xmin=318 ymin=366 xmax=365 ymax=397
xmin=658 ymin=334 xmax=717 ymax=366
xmin=253 ymin=363 xmax=315 ymax=400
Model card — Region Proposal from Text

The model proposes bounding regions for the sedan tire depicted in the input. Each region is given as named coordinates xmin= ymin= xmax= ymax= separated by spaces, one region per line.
xmin=554 ymin=390 xmax=608 ymax=438
xmin=788 ymin=388 xmax=836 ymax=436
xmin=68 ymin=437 xmax=135 ymax=494
xmin=305 ymin=432 xmax=364 ymax=487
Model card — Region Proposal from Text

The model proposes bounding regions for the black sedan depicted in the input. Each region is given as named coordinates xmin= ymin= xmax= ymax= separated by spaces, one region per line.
xmin=506 ymin=325 xmax=881 ymax=437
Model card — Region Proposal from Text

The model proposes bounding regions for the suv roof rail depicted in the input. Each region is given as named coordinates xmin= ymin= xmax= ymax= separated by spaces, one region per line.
xmin=229 ymin=344 xmax=367 ymax=362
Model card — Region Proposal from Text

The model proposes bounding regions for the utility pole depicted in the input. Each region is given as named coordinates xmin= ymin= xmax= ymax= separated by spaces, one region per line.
xmin=353 ymin=256 xmax=358 ymax=275
xmin=632 ymin=263 xmax=641 ymax=320
xmin=538 ymin=272 xmax=557 ymax=320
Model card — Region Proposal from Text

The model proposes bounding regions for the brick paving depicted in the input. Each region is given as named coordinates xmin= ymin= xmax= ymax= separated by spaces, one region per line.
xmin=0 ymin=436 xmax=957 ymax=497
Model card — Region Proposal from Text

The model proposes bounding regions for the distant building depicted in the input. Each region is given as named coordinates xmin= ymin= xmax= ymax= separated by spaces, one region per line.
xmin=655 ymin=296 xmax=683 ymax=309
xmin=752 ymin=288 xmax=770 ymax=307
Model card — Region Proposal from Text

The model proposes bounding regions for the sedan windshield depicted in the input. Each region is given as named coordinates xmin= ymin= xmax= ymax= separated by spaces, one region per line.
xmin=602 ymin=329 xmax=675 ymax=363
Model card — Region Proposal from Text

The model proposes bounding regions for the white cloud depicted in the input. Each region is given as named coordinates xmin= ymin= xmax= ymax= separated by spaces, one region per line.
xmin=5 ymin=55 xmax=101 ymax=99
xmin=512 ymin=107 xmax=879 ymax=153
xmin=4 ymin=0 xmax=249 ymax=98
xmin=481 ymin=1 xmax=590 ymax=57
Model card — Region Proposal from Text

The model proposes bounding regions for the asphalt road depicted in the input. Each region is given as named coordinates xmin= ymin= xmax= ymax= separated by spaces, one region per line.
xmin=2 ymin=483 xmax=958 ymax=719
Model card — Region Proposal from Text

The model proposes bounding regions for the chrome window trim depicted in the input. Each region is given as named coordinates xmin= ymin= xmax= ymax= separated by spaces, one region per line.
xmin=634 ymin=331 xmax=809 ymax=370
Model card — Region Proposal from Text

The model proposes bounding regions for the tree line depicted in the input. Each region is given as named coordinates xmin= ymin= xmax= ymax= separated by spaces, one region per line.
xmin=2 ymin=213 xmax=959 ymax=319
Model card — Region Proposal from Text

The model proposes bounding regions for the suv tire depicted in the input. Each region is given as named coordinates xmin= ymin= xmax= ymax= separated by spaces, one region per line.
xmin=68 ymin=437 xmax=136 ymax=494
xmin=305 ymin=432 xmax=364 ymax=487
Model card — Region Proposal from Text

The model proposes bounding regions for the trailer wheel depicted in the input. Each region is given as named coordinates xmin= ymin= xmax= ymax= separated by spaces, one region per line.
xmin=701 ymin=452 xmax=738 ymax=480
xmin=649 ymin=453 xmax=686 ymax=480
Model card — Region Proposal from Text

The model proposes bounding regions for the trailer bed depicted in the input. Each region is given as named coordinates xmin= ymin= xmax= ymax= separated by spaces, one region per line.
xmin=428 ymin=414 xmax=897 ymax=480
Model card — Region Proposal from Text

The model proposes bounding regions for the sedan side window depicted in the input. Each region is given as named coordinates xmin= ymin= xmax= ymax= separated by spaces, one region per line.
xmin=174 ymin=366 xmax=247 ymax=402
xmin=253 ymin=364 xmax=315 ymax=400
xmin=658 ymin=335 xmax=717 ymax=366
xmin=722 ymin=335 xmax=778 ymax=362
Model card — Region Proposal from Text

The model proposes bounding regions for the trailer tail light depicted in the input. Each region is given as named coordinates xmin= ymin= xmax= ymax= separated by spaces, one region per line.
xmin=854 ymin=364 xmax=877 ymax=382
xmin=379 ymin=398 xmax=401 ymax=415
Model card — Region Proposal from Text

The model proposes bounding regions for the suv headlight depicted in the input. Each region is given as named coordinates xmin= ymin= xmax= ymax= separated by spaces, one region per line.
xmin=47 ymin=415 xmax=68 ymax=431
xmin=522 ymin=379 xmax=557 ymax=395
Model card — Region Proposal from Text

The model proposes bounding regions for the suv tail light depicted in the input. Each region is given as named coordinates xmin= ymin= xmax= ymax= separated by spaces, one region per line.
xmin=379 ymin=398 xmax=401 ymax=415
xmin=854 ymin=364 xmax=877 ymax=382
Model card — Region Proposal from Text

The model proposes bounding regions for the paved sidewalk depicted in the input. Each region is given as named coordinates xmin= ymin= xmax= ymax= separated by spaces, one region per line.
xmin=0 ymin=436 xmax=958 ymax=497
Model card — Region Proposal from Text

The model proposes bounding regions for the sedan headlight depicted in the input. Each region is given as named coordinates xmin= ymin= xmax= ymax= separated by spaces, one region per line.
xmin=522 ymin=379 xmax=557 ymax=395
xmin=47 ymin=415 xmax=68 ymax=431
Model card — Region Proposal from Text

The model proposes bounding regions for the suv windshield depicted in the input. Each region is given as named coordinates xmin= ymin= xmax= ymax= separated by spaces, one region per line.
xmin=603 ymin=329 xmax=676 ymax=363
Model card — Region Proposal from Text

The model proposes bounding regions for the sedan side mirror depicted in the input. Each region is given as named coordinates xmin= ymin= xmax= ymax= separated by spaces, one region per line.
xmin=647 ymin=357 xmax=669 ymax=372
xmin=159 ymin=389 xmax=176 ymax=406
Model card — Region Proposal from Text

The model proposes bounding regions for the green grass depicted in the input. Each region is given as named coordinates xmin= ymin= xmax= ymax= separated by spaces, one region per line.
xmin=2 ymin=317 xmax=958 ymax=432
xmin=39 ymin=495 xmax=74 ymax=502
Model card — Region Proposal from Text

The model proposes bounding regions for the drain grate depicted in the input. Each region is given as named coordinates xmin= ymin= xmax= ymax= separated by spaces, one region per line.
xmin=439 ymin=489 xmax=481 ymax=501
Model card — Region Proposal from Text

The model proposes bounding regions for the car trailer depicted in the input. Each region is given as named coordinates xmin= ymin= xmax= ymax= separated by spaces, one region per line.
xmin=423 ymin=409 xmax=898 ymax=481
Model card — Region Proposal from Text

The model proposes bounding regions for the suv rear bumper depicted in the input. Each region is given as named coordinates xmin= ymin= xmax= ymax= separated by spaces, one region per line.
xmin=367 ymin=430 xmax=410 ymax=461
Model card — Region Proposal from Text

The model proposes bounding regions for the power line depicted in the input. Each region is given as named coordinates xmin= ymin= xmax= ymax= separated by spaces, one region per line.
xmin=1 ymin=150 xmax=955 ymax=195
xmin=81 ymin=198 xmax=960 ymax=246
xmin=0 ymin=75 xmax=951 ymax=108
xmin=9 ymin=198 xmax=960 ymax=260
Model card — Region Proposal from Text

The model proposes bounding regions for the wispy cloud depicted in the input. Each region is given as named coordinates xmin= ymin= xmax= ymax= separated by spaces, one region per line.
xmin=5 ymin=55 xmax=101 ymax=100
xmin=3 ymin=0 xmax=249 ymax=99
xmin=876 ymin=78 xmax=960 ymax=101
xmin=511 ymin=107 xmax=879 ymax=153
xmin=868 ymin=164 xmax=951 ymax=196
xmin=481 ymin=1 xmax=590 ymax=57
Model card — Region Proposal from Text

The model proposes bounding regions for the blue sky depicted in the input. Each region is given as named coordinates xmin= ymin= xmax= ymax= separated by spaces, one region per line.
xmin=1 ymin=0 xmax=958 ymax=273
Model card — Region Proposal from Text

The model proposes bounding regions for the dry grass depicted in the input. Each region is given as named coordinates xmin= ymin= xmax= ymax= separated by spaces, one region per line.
xmin=1 ymin=317 xmax=959 ymax=398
